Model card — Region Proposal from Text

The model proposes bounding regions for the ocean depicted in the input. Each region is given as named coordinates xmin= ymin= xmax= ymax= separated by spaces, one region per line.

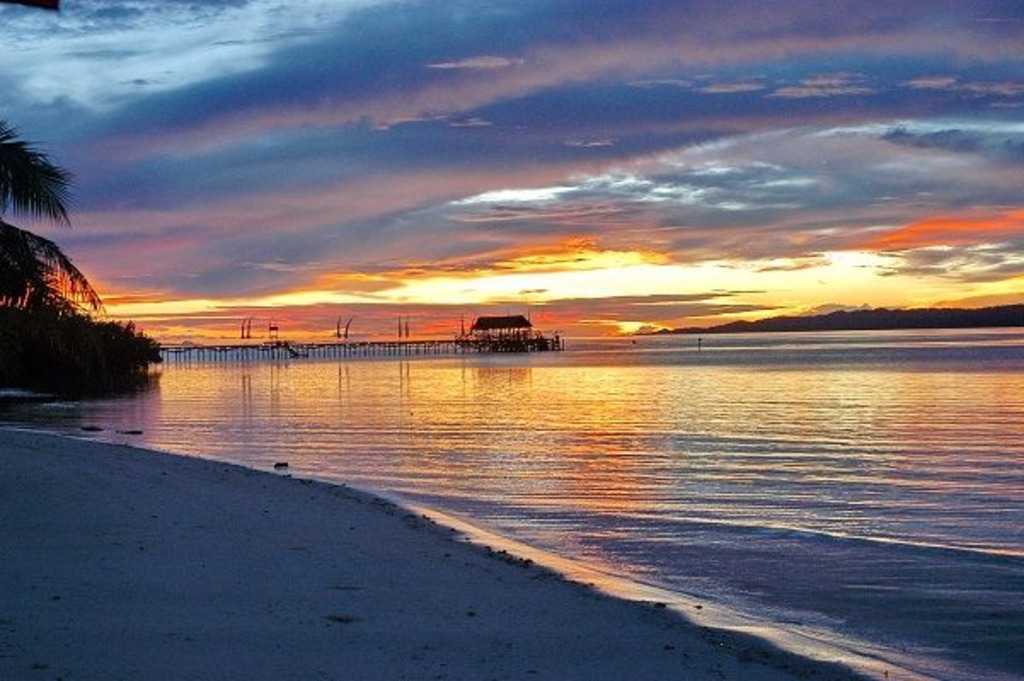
xmin=3 ymin=328 xmax=1023 ymax=680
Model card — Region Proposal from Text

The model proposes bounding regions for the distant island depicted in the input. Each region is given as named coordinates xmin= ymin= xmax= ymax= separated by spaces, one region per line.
xmin=646 ymin=304 xmax=1024 ymax=336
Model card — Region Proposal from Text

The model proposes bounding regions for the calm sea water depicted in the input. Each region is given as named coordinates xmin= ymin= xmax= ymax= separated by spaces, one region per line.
xmin=4 ymin=329 xmax=1023 ymax=680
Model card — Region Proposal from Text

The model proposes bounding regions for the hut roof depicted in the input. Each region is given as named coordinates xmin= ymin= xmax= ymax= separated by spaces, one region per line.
xmin=470 ymin=315 xmax=532 ymax=331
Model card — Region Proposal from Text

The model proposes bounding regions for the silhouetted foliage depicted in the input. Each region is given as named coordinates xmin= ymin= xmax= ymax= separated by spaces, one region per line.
xmin=0 ymin=120 xmax=71 ymax=224
xmin=0 ymin=219 xmax=103 ymax=312
xmin=0 ymin=121 xmax=101 ymax=312
xmin=1 ymin=120 xmax=160 ymax=396
xmin=0 ymin=306 xmax=161 ymax=396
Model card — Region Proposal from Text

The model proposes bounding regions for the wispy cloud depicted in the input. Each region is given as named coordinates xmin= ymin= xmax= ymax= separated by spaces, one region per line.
xmin=769 ymin=74 xmax=874 ymax=99
xmin=864 ymin=209 xmax=1024 ymax=252
xmin=699 ymin=80 xmax=767 ymax=94
xmin=903 ymin=75 xmax=1024 ymax=98
xmin=427 ymin=55 xmax=523 ymax=70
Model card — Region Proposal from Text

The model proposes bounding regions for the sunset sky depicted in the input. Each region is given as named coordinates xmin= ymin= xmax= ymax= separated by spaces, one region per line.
xmin=2 ymin=1 xmax=1022 ymax=341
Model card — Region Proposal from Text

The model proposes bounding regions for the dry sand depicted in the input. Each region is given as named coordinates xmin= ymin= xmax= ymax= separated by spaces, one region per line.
xmin=0 ymin=428 xmax=863 ymax=680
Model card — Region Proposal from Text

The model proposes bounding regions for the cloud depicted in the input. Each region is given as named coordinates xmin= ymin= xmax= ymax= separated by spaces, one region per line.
xmin=699 ymin=80 xmax=767 ymax=94
xmin=902 ymin=75 xmax=1024 ymax=99
xmin=628 ymin=79 xmax=693 ymax=90
xmin=853 ymin=207 xmax=1024 ymax=284
xmin=880 ymin=123 xmax=1024 ymax=163
xmin=438 ymin=121 xmax=1024 ymax=267
xmin=863 ymin=209 xmax=1024 ymax=252
xmin=565 ymin=138 xmax=616 ymax=148
xmin=769 ymin=74 xmax=874 ymax=99
xmin=880 ymin=243 xmax=1024 ymax=283
xmin=1 ymin=1 xmax=371 ymax=114
xmin=55 ymin=115 xmax=1023 ymax=316
xmin=22 ymin=0 xmax=1016 ymax=153
xmin=903 ymin=76 xmax=960 ymax=91
xmin=426 ymin=55 xmax=523 ymax=70
xmin=449 ymin=117 xmax=493 ymax=128
xmin=4 ymin=0 xmax=1024 ymax=336
xmin=547 ymin=293 xmax=777 ymax=332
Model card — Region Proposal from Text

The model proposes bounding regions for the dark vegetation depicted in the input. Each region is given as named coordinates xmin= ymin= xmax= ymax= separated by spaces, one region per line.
xmin=651 ymin=304 xmax=1024 ymax=336
xmin=1 ymin=120 xmax=161 ymax=397
xmin=0 ymin=306 xmax=161 ymax=396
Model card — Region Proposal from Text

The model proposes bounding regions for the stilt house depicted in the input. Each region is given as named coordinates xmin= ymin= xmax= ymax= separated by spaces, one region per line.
xmin=467 ymin=315 xmax=534 ymax=342
xmin=459 ymin=314 xmax=562 ymax=352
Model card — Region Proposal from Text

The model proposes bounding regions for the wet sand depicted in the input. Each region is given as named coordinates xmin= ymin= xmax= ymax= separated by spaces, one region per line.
xmin=0 ymin=428 xmax=863 ymax=680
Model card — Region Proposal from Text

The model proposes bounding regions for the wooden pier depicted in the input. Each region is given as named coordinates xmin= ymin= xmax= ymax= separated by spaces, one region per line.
xmin=160 ymin=336 xmax=563 ymax=363
xmin=160 ymin=314 xmax=563 ymax=363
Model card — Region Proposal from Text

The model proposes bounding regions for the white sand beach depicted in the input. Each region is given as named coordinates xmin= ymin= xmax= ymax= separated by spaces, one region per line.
xmin=0 ymin=428 xmax=862 ymax=680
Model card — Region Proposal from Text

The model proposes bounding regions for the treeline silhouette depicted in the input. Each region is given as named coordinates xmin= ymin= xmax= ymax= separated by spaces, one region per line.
xmin=0 ymin=307 xmax=161 ymax=396
xmin=1 ymin=120 xmax=161 ymax=397
xmin=658 ymin=304 xmax=1024 ymax=335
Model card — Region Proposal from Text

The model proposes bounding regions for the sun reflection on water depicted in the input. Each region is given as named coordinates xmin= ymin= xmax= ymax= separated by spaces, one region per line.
xmin=6 ymin=330 xmax=1024 ymax=681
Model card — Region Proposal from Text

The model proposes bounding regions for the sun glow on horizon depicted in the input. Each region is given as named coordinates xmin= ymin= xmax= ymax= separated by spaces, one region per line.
xmin=97 ymin=241 xmax=1003 ymax=342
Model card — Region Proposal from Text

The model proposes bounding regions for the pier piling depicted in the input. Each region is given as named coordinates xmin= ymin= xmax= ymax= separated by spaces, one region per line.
xmin=159 ymin=337 xmax=564 ymax=363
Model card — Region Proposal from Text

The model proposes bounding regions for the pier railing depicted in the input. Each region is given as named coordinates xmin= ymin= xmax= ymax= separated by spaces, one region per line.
xmin=160 ymin=337 xmax=563 ymax=363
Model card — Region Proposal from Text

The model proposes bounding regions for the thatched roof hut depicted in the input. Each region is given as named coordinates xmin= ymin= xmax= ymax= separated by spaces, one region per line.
xmin=469 ymin=315 xmax=532 ymax=332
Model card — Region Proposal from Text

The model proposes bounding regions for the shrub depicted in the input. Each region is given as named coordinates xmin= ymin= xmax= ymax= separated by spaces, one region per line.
xmin=0 ymin=306 xmax=162 ymax=396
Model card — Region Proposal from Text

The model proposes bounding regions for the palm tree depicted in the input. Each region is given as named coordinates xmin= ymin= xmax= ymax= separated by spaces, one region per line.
xmin=0 ymin=120 xmax=101 ymax=312
xmin=0 ymin=120 xmax=163 ymax=395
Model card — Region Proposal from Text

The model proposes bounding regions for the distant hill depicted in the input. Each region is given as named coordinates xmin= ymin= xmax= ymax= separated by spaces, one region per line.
xmin=650 ymin=304 xmax=1024 ymax=335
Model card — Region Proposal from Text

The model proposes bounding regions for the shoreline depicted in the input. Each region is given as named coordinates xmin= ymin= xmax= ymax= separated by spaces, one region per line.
xmin=0 ymin=428 xmax=868 ymax=680
xmin=398 ymin=502 xmax=936 ymax=681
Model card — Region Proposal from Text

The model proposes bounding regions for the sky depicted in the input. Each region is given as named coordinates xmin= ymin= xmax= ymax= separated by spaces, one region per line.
xmin=2 ymin=0 xmax=1022 ymax=341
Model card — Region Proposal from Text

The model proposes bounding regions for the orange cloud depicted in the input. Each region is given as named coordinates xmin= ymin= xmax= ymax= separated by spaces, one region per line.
xmin=865 ymin=208 xmax=1024 ymax=251
xmin=490 ymin=239 xmax=667 ymax=273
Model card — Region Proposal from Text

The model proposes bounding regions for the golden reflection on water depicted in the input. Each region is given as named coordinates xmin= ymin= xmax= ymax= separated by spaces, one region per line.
xmin=141 ymin=335 xmax=1024 ymax=557
xmin=9 ymin=332 xmax=1022 ymax=681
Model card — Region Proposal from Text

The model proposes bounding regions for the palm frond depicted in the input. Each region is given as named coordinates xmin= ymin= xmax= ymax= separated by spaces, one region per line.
xmin=0 ymin=220 xmax=103 ymax=313
xmin=0 ymin=120 xmax=73 ymax=225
